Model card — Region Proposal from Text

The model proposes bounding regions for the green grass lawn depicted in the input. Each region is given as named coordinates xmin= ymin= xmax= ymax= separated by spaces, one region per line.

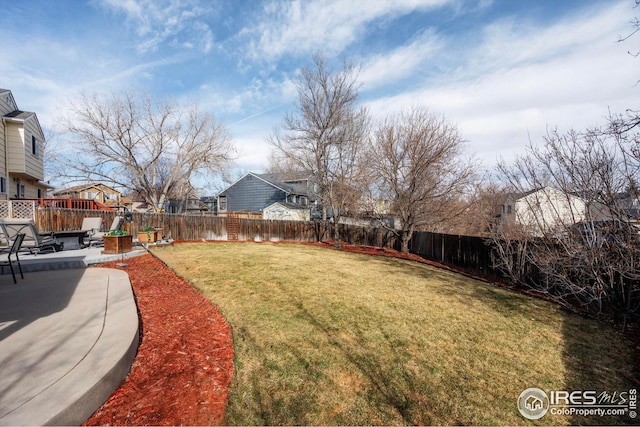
xmin=152 ymin=242 xmax=635 ymax=426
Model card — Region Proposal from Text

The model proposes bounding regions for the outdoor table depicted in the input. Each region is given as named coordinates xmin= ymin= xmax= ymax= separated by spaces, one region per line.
xmin=52 ymin=230 xmax=89 ymax=251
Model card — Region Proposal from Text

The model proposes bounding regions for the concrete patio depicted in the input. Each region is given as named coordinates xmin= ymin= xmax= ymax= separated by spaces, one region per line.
xmin=0 ymin=246 xmax=146 ymax=426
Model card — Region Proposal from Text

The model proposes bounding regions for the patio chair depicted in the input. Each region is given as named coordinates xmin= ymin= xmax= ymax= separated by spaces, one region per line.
xmin=87 ymin=216 xmax=124 ymax=248
xmin=80 ymin=217 xmax=103 ymax=247
xmin=0 ymin=218 xmax=59 ymax=255
xmin=81 ymin=217 xmax=104 ymax=234
xmin=0 ymin=233 xmax=25 ymax=283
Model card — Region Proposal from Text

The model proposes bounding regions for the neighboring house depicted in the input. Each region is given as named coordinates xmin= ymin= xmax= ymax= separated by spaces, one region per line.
xmin=200 ymin=195 xmax=217 ymax=212
xmin=166 ymin=183 xmax=211 ymax=214
xmin=53 ymin=182 xmax=122 ymax=206
xmin=263 ymin=201 xmax=310 ymax=221
xmin=166 ymin=198 xmax=210 ymax=214
xmin=0 ymin=89 xmax=53 ymax=200
xmin=616 ymin=192 xmax=640 ymax=225
xmin=126 ymin=200 xmax=156 ymax=213
xmin=215 ymin=172 xmax=314 ymax=216
xmin=501 ymin=186 xmax=612 ymax=236
xmin=261 ymin=171 xmax=319 ymax=195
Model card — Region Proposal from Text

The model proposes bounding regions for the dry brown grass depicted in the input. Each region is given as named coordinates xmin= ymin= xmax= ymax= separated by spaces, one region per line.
xmin=153 ymin=242 xmax=635 ymax=425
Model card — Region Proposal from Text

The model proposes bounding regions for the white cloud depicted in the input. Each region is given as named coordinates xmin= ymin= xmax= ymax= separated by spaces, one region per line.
xmin=363 ymin=0 xmax=638 ymax=167
xmin=470 ymin=2 xmax=628 ymax=75
xmin=192 ymin=72 xmax=298 ymax=122
xmin=95 ymin=0 xmax=219 ymax=54
xmin=233 ymin=136 xmax=272 ymax=171
xmin=99 ymin=0 xmax=143 ymax=19
xmin=244 ymin=0 xmax=452 ymax=61
xmin=359 ymin=29 xmax=443 ymax=89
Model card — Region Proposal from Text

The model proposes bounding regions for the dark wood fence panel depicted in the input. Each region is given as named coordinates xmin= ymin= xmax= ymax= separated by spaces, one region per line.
xmin=336 ymin=223 xmax=398 ymax=248
xmin=410 ymin=231 xmax=500 ymax=278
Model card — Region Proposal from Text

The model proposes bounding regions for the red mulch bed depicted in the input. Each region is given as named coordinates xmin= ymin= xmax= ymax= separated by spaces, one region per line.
xmin=82 ymin=253 xmax=234 ymax=426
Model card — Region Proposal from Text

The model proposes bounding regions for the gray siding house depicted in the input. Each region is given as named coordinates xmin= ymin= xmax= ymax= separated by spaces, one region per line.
xmin=216 ymin=172 xmax=313 ymax=215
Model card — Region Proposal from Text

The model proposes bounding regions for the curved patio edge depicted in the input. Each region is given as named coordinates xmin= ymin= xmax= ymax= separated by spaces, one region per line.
xmin=0 ymin=268 xmax=139 ymax=426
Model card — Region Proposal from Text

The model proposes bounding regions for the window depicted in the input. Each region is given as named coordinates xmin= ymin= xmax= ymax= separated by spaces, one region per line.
xmin=507 ymin=205 xmax=512 ymax=214
xmin=16 ymin=182 xmax=24 ymax=198
xmin=218 ymin=196 xmax=227 ymax=211
xmin=0 ymin=177 xmax=6 ymax=194
xmin=86 ymin=191 xmax=98 ymax=199
xmin=31 ymin=135 xmax=38 ymax=156
xmin=37 ymin=188 xmax=43 ymax=198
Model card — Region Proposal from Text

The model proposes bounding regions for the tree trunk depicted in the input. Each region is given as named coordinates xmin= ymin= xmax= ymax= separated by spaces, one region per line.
xmin=400 ymin=230 xmax=411 ymax=253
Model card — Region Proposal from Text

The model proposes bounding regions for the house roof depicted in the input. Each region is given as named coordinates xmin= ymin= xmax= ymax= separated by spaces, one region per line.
xmin=4 ymin=110 xmax=35 ymax=121
xmin=260 ymin=170 xmax=314 ymax=183
xmin=53 ymin=182 xmax=121 ymax=195
xmin=218 ymin=172 xmax=312 ymax=198
xmin=504 ymin=188 xmax=545 ymax=203
xmin=1 ymin=90 xmax=44 ymax=138
xmin=0 ymin=89 xmax=14 ymax=105
xmin=255 ymin=173 xmax=311 ymax=197
xmin=264 ymin=201 xmax=310 ymax=211
xmin=37 ymin=180 xmax=55 ymax=190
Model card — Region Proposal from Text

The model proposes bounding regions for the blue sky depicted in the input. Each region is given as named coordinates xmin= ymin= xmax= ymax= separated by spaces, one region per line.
xmin=1 ymin=0 xmax=638 ymax=190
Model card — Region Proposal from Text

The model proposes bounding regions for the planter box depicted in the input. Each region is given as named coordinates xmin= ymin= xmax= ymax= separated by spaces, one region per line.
xmin=102 ymin=235 xmax=133 ymax=254
xmin=138 ymin=229 xmax=161 ymax=243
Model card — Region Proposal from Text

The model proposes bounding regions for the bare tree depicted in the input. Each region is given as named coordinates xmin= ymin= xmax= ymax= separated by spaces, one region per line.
xmin=265 ymin=151 xmax=302 ymax=176
xmin=59 ymin=90 xmax=235 ymax=210
xmin=618 ymin=0 xmax=640 ymax=59
xmin=613 ymin=1 xmax=640 ymax=131
xmin=493 ymin=122 xmax=640 ymax=327
xmin=367 ymin=107 xmax=477 ymax=253
xmin=41 ymin=128 xmax=64 ymax=191
xmin=269 ymin=54 xmax=370 ymax=242
xmin=439 ymin=179 xmax=508 ymax=236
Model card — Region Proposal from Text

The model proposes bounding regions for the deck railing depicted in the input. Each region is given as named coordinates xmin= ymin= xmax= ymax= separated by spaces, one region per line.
xmin=0 ymin=200 xmax=36 ymax=220
xmin=24 ymin=198 xmax=114 ymax=211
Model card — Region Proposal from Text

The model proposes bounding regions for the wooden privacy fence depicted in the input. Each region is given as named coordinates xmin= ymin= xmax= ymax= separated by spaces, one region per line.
xmin=236 ymin=219 xmax=317 ymax=242
xmin=34 ymin=208 xmax=498 ymax=276
xmin=36 ymin=209 xmax=228 ymax=241
xmin=409 ymin=231 xmax=499 ymax=277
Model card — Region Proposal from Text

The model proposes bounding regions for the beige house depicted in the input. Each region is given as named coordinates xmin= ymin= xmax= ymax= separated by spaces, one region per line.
xmin=501 ymin=186 xmax=612 ymax=236
xmin=53 ymin=182 xmax=122 ymax=207
xmin=0 ymin=89 xmax=53 ymax=200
